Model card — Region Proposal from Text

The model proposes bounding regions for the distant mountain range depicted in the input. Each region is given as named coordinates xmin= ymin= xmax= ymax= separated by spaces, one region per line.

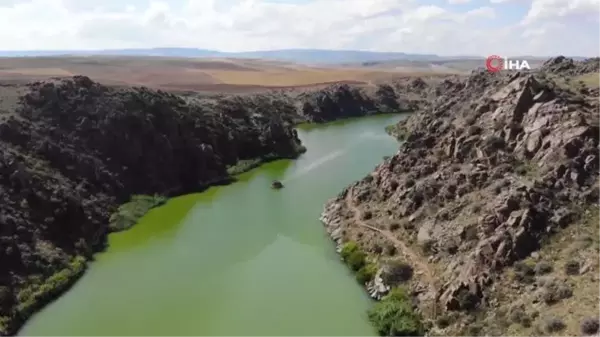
xmin=0 ymin=48 xmax=590 ymax=64
xmin=0 ymin=48 xmax=479 ymax=64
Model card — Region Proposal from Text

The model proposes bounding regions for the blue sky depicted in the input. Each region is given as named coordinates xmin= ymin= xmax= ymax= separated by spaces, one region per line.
xmin=0 ymin=0 xmax=598 ymax=56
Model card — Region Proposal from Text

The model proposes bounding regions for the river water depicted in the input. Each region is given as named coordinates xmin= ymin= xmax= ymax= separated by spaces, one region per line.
xmin=20 ymin=114 xmax=408 ymax=336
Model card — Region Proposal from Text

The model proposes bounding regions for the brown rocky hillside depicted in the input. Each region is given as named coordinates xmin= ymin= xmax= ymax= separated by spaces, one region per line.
xmin=321 ymin=57 xmax=600 ymax=336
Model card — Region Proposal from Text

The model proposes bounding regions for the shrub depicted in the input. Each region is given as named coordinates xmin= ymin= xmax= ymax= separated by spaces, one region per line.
xmin=389 ymin=223 xmax=400 ymax=231
xmin=340 ymin=241 xmax=367 ymax=272
xmin=384 ymin=244 xmax=397 ymax=256
xmin=580 ymin=317 xmax=599 ymax=335
xmin=509 ymin=307 xmax=531 ymax=327
xmin=340 ymin=241 xmax=359 ymax=260
xmin=109 ymin=194 xmax=167 ymax=231
xmin=534 ymin=261 xmax=553 ymax=275
xmin=543 ymin=317 xmax=565 ymax=333
xmin=420 ymin=239 xmax=435 ymax=255
xmin=226 ymin=158 xmax=262 ymax=175
xmin=16 ymin=256 xmax=86 ymax=317
xmin=456 ymin=288 xmax=480 ymax=311
xmin=542 ymin=280 xmax=573 ymax=304
xmin=466 ymin=323 xmax=483 ymax=335
xmin=564 ymin=260 xmax=580 ymax=275
xmin=346 ymin=250 xmax=367 ymax=272
xmin=368 ymin=287 xmax=424 ymax=336
xmin=356 ymin=263 xmax=378 ymax=285
xmin=435 ymin=315 xmax=451 ymax=328
xmin=381 ymin=260 xmax=413 ymax=285
xmin=513 ymin=261 xmax=535 ymax=283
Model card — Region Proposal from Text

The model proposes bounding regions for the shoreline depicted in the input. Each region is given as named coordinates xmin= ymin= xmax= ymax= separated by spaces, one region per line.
xmin=8 ymin=151 xmax=306 ymax=337
xmin=319 ymin=190 xmax=393 ymax=300
xmin=9 ymin=114 xmax=405 ymax=336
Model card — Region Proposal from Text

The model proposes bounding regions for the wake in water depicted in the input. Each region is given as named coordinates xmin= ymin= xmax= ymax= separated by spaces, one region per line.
xmin=282 ymin=149 xmax=346 ymax=182
xmin=281 ymin=131 xmax=391 ymax=183
xmin=357 ymin=131 xmax=392 ymax=140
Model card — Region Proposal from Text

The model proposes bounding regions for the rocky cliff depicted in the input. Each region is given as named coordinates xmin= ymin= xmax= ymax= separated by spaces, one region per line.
xmin=0 ymin=75 xmax=417 ymax=335
xmin=321 ymin=57 xmax=600 ymax=336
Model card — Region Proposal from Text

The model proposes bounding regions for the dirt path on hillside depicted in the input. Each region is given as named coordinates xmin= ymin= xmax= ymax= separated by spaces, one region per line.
xmin=345 ymin=187 xmax=437 ymax=296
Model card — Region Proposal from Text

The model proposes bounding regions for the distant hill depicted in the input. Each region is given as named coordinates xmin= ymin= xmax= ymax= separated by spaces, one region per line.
xmin=0 ymin=48 xmax=592 ymax=65
xmin=0 ymin=48 xmax=445 ymax=64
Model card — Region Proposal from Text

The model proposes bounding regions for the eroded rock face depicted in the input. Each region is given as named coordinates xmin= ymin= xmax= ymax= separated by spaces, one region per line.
xmin=540 ymin=56 xmax=600 ymax=76
xmin=295 ymin=82 xmax=421 ymax=122
xmin=320 ymin=58 xmax=599 ymax=333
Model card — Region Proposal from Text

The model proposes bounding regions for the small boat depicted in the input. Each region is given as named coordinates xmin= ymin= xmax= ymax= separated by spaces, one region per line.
xmin=271 ymin=180 xmax=284 ymax=189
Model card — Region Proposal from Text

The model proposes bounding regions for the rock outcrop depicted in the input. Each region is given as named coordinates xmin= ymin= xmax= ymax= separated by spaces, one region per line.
xmin=294 ymin=82 xmax=420 ymax=122
xmin=320 ymin=57 xmax=599 ymax=335
xmin=540 ymin=56 xmax=600 ymax=76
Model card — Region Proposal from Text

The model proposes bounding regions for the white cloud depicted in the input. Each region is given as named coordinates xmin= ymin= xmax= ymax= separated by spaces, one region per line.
xmin=0 ymin=0 xmax=597 ymax=56
xmin=522 ymin=0 xmax=600 ymax=24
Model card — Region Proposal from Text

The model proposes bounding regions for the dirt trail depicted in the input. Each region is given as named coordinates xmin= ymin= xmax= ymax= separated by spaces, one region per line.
xmin=345 ymin=187 xmax=437 ymax=295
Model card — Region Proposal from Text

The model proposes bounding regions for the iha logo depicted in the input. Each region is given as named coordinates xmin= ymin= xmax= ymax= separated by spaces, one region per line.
xmin=485 ymin=55 xmax=531 ymax=72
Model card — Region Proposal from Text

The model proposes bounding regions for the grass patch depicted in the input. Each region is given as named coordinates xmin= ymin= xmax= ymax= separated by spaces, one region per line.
xmin=226 ymin=143 xmax=307 ymax=176
xmin=226 ymin=158 xmax=265 ymax=175
xmin=109 ymin=194 xmax=167 ymax=231
xmin=16 ymin=256 xmax=87 ymax=318
xmin=368 ymin=286 xmax=425 ymax=336
xmin=575 ymin=73 xmax=600 ymax=88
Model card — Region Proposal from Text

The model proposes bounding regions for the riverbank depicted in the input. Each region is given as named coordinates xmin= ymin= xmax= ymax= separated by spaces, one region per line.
xmin=0 ymin=75 xmax=422 ymax=335
xmin=318 ymin=57 xmax=600 ymax=336
xmin=19 ymin=113 xmax=409 ymax=336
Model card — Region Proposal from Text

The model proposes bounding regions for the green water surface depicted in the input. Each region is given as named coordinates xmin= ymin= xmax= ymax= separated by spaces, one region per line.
xmin=20 ymin=114 xmax=408 ymax=336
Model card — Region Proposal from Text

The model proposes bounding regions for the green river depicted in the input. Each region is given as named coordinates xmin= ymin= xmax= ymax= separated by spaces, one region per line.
xmin=20 ymin=114 xmax=407 ymax=336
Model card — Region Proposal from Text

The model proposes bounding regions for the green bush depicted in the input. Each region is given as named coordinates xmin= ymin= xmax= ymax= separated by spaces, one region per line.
xmin=109 ymin=194 xmax=167 ymax=231
xmin=356 ymin=263 xmax=378 ymax=284
xmin=340 ymin=241 xmax=376 ymax=282
xmin=368 ymin=287 xmax=424 ymax=336
xmin=340 ymin=241 xmax=359 ymax=260
xmin=17 ymin=256 xmax=87 ymax=317
xmin=226 ymin=158 xmax=263 ymax=175
xmin=346 ymin=250 xmax=367 ymax=272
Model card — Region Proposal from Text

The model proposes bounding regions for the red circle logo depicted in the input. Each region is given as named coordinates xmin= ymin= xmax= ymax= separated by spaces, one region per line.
xmin=486 ymin=55 xmax=503 ymax=72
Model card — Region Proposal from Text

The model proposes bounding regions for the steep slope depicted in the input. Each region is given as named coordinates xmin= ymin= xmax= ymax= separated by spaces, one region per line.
xmin=321 ymin=57 xmax=600 ymax=336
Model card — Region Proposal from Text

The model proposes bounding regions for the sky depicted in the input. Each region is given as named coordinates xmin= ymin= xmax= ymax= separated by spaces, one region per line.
xmin=0 ymin=0 xmax=598 ymax=56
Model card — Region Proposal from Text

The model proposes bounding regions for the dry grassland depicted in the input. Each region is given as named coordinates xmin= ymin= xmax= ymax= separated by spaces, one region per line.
xmin=0 ymin=56 xmax=456 ymax=93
